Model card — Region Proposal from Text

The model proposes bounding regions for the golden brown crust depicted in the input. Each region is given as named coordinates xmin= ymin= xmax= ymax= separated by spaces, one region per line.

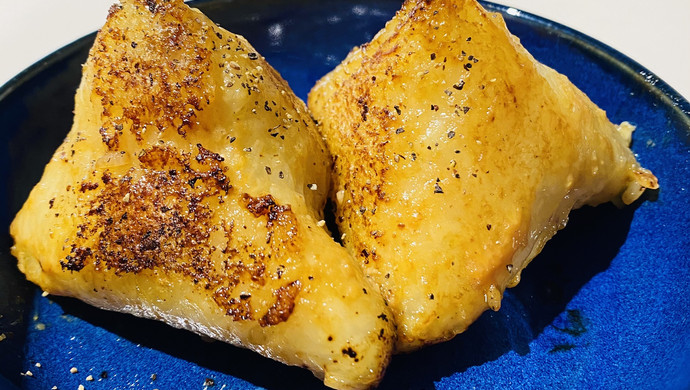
xmin=10 ymin=1 xmax=396 ymax=388
xmin=309 ymin=0 xmax=657 ymax=350
xmin=60 ymin=141 xmax=306 ymax=326
xmin=94 ymin=1 xmax=216 ymax=142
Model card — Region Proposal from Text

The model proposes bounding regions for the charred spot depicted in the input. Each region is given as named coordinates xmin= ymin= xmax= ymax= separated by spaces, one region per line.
xmin=65 ymin=146 xmax=234 ymax=278
xmin=341 ymin=347 xmax=357 ymax=359
xmin=60 ymin=246 xmax=93 ymax=272
xmin=242 ymin=194 xmax=292 ymax=228
xmin=80 ymin=181 xmax=100 ymax=192
xmin=259 ymin=280 xmax=301 ymax=327
xmin=214 ymin=286 xmax=254 ymax=321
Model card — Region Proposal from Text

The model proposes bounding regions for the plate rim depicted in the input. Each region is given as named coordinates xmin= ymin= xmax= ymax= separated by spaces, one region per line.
xmin=0 ymin=0 xmax=689 ymax=121
xmin=1 ymin=0 xmax=688 ymax=387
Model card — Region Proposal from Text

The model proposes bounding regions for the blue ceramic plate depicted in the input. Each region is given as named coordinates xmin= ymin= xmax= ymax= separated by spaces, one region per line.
xmin=1 ymin=1 xmax=688 ymax=389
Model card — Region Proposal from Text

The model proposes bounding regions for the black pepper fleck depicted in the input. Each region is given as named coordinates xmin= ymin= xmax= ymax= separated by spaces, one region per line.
xmin=434 ymin=179 xmax=444 ymax=194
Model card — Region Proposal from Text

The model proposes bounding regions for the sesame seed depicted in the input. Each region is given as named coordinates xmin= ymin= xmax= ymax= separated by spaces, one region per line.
xmin=70 ymin=367 xmax=79 ymax=374
xmin=86 ymin=375 xmax=94 ymax=381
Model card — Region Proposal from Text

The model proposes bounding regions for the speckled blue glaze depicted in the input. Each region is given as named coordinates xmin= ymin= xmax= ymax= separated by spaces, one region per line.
xmin=1 ymin=1 xmax=688 ymax=389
